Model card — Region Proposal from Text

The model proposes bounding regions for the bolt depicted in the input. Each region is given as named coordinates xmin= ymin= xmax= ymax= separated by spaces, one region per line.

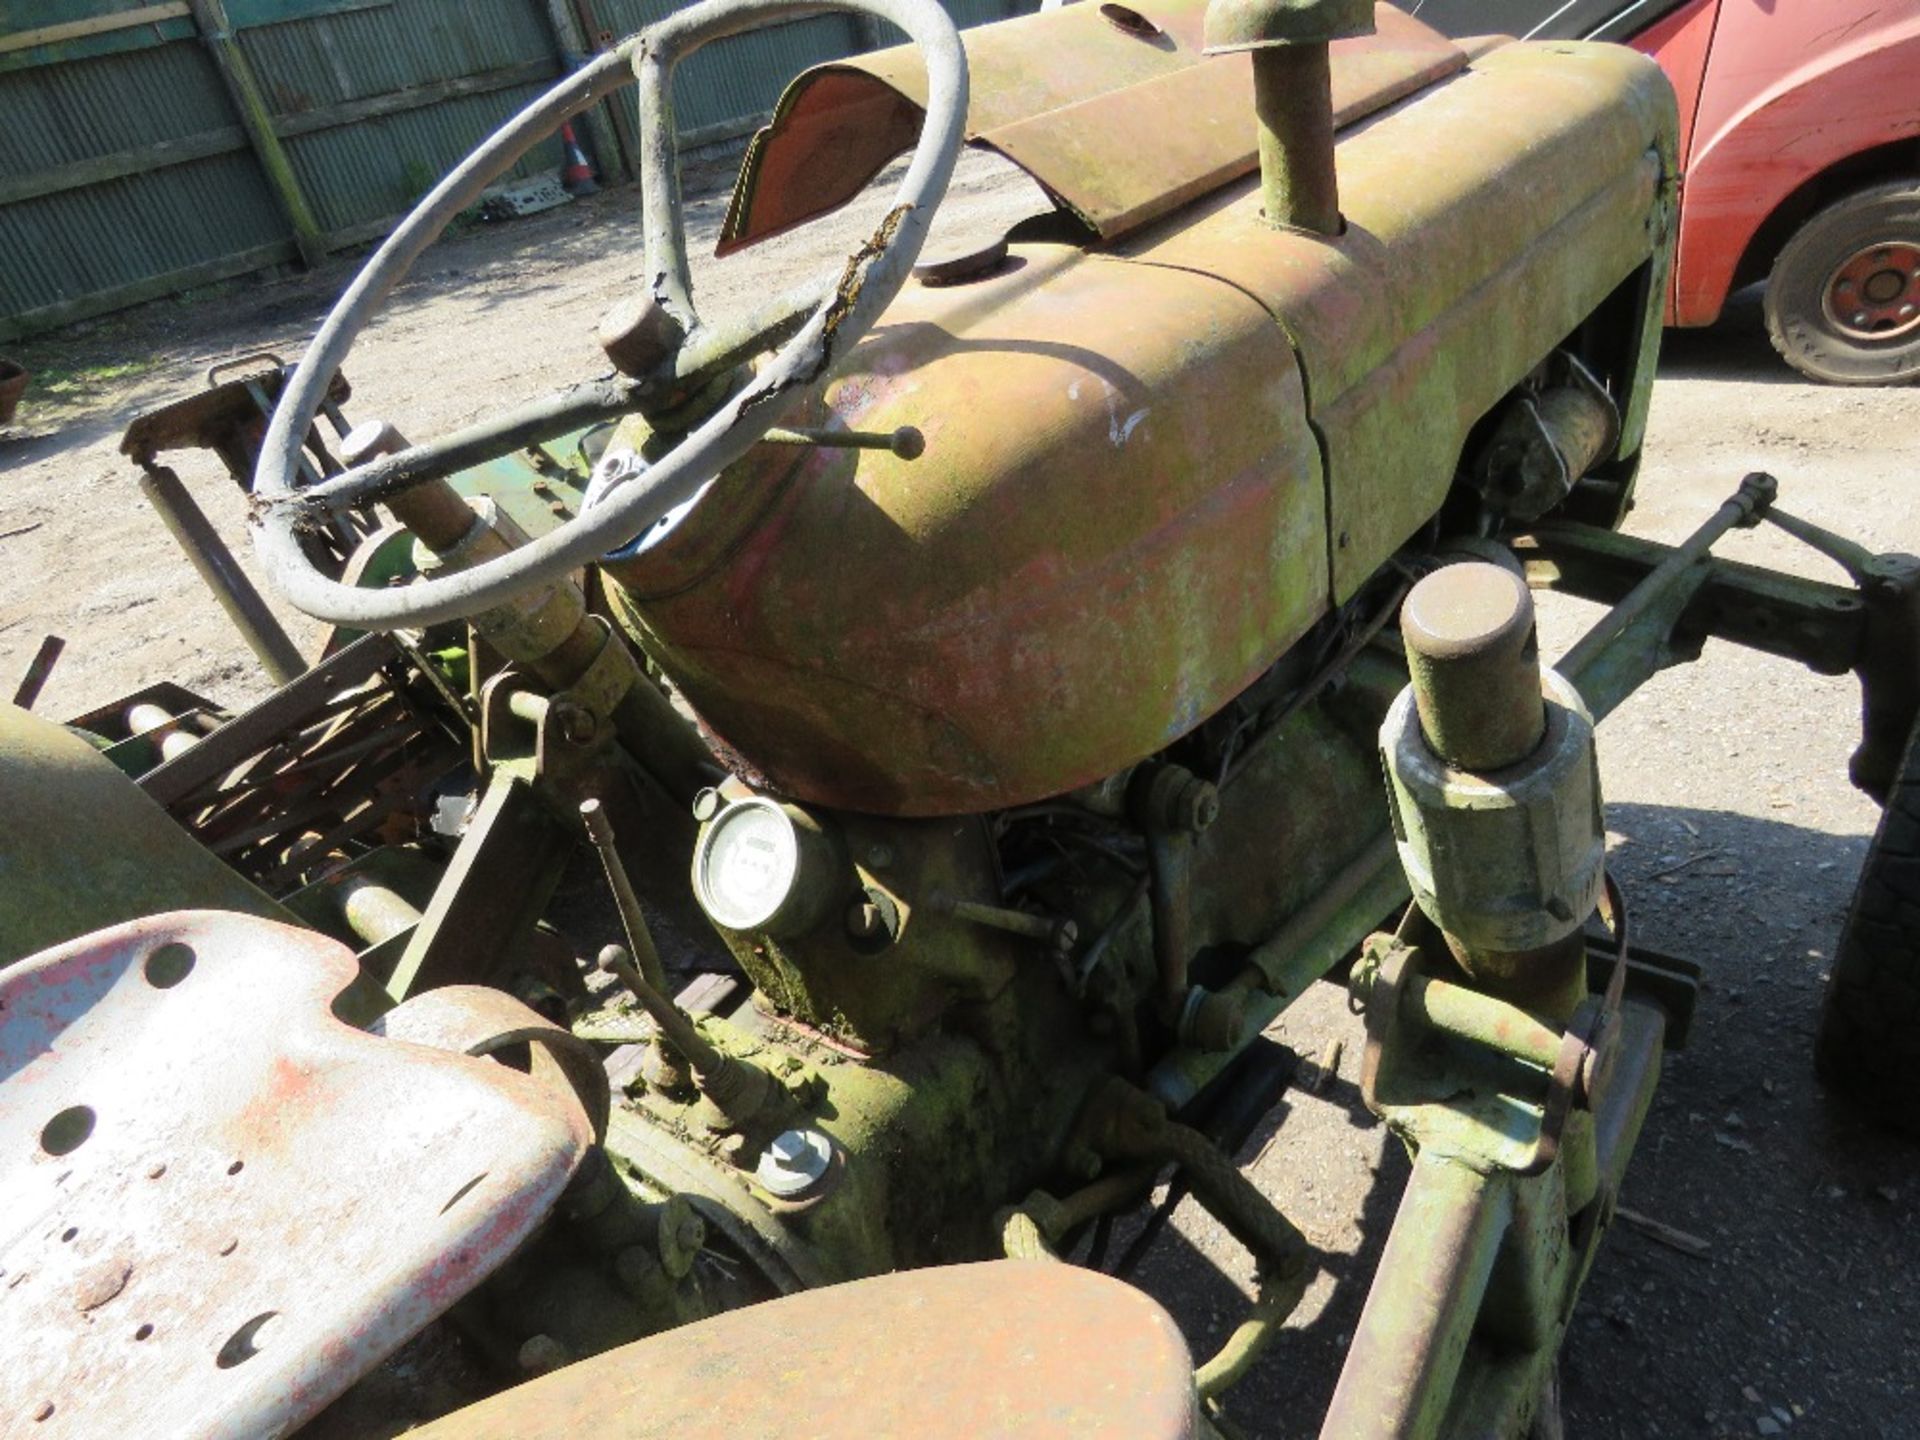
xmin=517 ymin=1334 xmax=571 ymax=1375
xmin=756 ymin=1128 xmax=833 ymax=1198
xmin=675 ymin=1210 xmax=706 ymax=1254
xmin=1133 ymin=764 xmax=1219 ymax=834
xmin=550 ymin=699 xmax=597 ymax=745
xmin=1853 ymin=311 xmax=1871 ymax=327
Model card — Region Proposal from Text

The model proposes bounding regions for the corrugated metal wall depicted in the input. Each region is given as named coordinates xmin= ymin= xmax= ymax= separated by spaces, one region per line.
xmin=589 ymin=0 xmax=865 ymax=140
xmin=0 ymin=21 xmax=294 ymax=337
xmin=235 ymin=0 xmax=564 ymax=239
xmin=0 ymin=0 xmax=1030 ymax=343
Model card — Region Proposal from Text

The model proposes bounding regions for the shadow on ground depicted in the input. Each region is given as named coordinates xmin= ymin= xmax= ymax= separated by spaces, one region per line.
xmin=1656 ymin=286 xmax=1799 ymax=388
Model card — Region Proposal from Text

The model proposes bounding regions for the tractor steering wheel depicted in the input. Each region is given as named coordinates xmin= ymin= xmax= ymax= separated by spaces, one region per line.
xmin=250 ymin=0 xmax=968 ymax=630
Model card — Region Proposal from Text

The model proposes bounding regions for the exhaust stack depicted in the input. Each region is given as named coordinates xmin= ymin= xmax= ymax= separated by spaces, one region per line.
xmin=1203 ymin=0 xmax=1375 ymax=235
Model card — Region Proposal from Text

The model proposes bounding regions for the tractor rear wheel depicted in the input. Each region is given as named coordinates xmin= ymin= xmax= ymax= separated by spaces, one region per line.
xmin=1764 ymin=180 xmax=1920 ymax=386
xmin=1815 ymin=716 xmax=1920 ymax=1132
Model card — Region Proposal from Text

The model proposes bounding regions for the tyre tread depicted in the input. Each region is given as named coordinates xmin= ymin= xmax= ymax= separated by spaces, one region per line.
xmin=1763 ymin=178 xmax=1920 ymax=387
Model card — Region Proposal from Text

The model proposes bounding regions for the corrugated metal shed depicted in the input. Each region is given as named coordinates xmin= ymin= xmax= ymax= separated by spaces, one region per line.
xmin=0 ymin=0 xmax=1034 ymax=342
xmin=0 ymin=29 xmax=290 ymax=332
xmin=590 ymin=0 xmax=866 ymax=139
xmin=237 ymin=0 xmax=564 ymax=238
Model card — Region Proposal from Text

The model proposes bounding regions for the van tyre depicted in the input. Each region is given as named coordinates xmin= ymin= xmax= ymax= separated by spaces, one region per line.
xmin=1765 ymin=180 xmax=1920 ymax=386
xmin=1815 ymin=716 xmax=1920 ymax=1133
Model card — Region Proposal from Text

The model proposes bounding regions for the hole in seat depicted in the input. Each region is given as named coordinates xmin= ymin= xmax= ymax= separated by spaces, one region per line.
xmin=440 ymin=1173 xmax=489 ymax=1215
xmin=216 ymin=1311 xmax=280 ymax=1369
xmin=144 ymin=944 xmax=196 ymax=989
xmin=40 ymin=1106 xmax=95 ymax=1156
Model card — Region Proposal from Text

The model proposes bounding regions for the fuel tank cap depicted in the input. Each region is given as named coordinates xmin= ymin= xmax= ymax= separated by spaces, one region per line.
xmin=914 ymin=235 xmax=1011 ymax=286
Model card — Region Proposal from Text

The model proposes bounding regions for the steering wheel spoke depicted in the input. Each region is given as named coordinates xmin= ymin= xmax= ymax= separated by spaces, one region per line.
xmin=251 ymin=0 xmax=967 ymax=630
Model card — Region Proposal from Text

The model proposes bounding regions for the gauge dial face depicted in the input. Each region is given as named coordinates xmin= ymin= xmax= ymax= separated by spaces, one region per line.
xmin=695 ymin=800 xmax=800 ymax=932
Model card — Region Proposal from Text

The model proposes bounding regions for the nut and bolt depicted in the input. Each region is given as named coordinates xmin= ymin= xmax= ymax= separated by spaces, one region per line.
xmin=755 ymin=1128 xmax=835 ymax=1198
xmin=1132 ymin=763 xmax=1220 ymax=834
xmin=550 ymin=699 xmax=598 ymax=745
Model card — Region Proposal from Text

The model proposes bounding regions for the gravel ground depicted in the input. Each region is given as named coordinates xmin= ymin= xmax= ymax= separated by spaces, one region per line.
xmin=3 ymin=144 xmax=1917 ymax=1438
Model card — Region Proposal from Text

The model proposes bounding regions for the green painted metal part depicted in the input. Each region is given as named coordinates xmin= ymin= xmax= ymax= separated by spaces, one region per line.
xmin=605 ymin=957 xmax=1114 ymax=1287
xmin=0 ymin=704 xmax=290 ymax=967
xmin=0 ymin=7 xmax=1772 ymax=1430
xmin=1123 ymin=40 xmax=1678 ymax=604
xmin=695 ymin=810 xmax=1024 ymax=1054
xmin=603 ymin=243 xmax=1328 ymax=817
xmin=603 ymin=26 xmax=1676 ymax=817
xmin=586 ymin=650 xmax=1413 ymax=1317
xmin=1325 ymin=993 xmax=1666 ymax=1438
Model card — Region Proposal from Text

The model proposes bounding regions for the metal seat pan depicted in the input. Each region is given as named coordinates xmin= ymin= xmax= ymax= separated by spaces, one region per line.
xmin=0 ymin=911 xmax=593 ymax=1440
xmin=410 ymin=1259 xmax=1198 ymax=1439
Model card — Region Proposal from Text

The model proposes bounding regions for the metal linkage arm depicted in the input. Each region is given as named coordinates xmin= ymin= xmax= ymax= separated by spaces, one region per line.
xmin=1519 ymin=471 xmax=1920 ymax=798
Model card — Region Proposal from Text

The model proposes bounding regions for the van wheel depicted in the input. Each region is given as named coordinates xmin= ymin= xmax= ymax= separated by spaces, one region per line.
xmin=1815 ymin=717 xmax=1920 ymax=1133
xmin=1764 ymin=180 xmax=1920 ymax=386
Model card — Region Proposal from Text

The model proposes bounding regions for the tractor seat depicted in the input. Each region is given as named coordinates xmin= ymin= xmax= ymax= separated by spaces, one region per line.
xmin=409 ymin=1259 xmax=1200 ymax=1439
xmin=0 ymin=910 xmax=603 ymax=1439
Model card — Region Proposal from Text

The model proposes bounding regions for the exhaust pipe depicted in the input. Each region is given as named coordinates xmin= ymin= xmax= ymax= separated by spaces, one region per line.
xmin=1203 ymin=0 xmax=1374 ymax=235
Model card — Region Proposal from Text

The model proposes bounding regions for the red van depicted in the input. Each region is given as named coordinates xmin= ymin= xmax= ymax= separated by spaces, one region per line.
xmin=1410 ymin=0 xmax=1920 ymax=384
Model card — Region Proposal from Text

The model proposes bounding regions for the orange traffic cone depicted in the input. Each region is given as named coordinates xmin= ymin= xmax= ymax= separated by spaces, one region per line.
xmin=560 ymin=122 xmax=598 ymax=196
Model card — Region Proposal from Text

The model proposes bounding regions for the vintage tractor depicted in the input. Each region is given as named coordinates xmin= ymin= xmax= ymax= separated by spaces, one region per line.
xmin=5 ymin=0 xmax=1918 ymax=1435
